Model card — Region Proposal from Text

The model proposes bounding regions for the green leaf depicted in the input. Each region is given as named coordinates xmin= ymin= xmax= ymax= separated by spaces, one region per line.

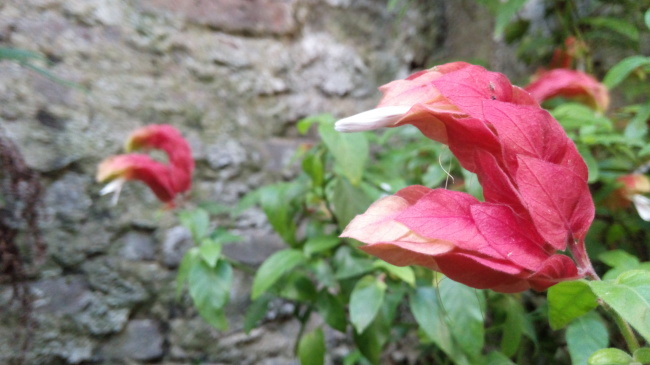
xmin=318 ymin=118 xmax=369 ymax=185
xmin=603 ymin=56 xmax=650 ymax=89
xmin=500 ymin=296 xmax=525 ymax=357
xmin=298 ymin=327 xmax=326 ymax=365
xmin=251 ymin=249 xmax=306 ymax=300
xmin=589 ymin=270 xmax=650 ymax=343
xmin=0 ymin=47 xmax=46 ymax=62
xmin=329 ymin=177 xmax=374 ymax=227
xmin=243 ymin=293 xmax=272 ymax=333
xmin=302 ymin=149 xmax=325 ymax=188
xmin=633 ymin=348 xmax=650 ymax=363
xmin=353 ymin=314 xmax=384 ymax=365
xmin=316 ymin=290 xmax=347 ymax=332
xmin=599 ymin=250 xmax=641 ymax=280
xmin=646 ymin=8 xmax=650 ymax=31
xmin=548 ymin=280 xmax=598 ymax=330
xmin=297 ymin=113 xmax=333 ymax=135
xmin=439 ymin=279 xmax=486 ymax=359
xmin=349 ymin=276 xmax=386 ymax=334
xmin=179 ymin=208 xmax=210 ymax=242
xmin=493 ymin=0 xmax=527 ymax=39
xmin=566 ymin=311 xmax=609 ymax=365
xmin=304 ymin=236 xmax=340 ymax=256
xmin=588 ymin=348 xmax=633 ymax=365
xmin=409 ymin=286 xmax=457 ymax=361
xmin=581 ymin=17 xmax=640 ymax=42
xmin=485 ymin=351 xmax=517 ymax=365
xmin=258 ymin=182 xmax=304 ymax=246
xmin=176 ymin=247 xmax=199 ymax=299
xmin=578 ymin=145 xmax=599 ymax=183
xmin=188 ymin=260 xmax=233 ymax=330
xmin=333 ymin=246 xmax=375 ymax=280
xmin=279 ymin=272 xmax=317 ymax=302
xmin=198 ymin=238 xmax=222 ymax=268
xmin=373 ymin=261 xmax=415 ymax=287
xmin=624 ymin=102 xmax=650 ymax=140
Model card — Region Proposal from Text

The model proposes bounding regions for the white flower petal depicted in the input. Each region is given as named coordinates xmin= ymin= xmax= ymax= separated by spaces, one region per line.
xmin=100 ymin=178 xmax=126 ymax=206
xmin=334 ymin=106 xmax=411 ymax=132
xmin=632 ymin=194 xmax=650 ymax=221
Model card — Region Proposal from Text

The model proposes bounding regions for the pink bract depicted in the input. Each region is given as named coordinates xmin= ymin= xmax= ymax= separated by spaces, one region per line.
xmin=338 ymin=62 xmax=596 ymax=292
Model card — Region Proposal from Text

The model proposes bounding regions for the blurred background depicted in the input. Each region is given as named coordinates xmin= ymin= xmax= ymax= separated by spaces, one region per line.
xmin=1 ymin=0 xmax=648 ymax=364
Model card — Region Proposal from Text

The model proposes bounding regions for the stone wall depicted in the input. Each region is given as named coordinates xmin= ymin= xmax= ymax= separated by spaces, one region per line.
xmin=0 ymin=0 xmax=517 ymax=364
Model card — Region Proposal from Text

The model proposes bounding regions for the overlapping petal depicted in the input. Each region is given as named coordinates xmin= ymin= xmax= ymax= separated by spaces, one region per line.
xmin=524 ymin=68 xmax=609 ymax=112
xmin=337 ymin=62 xmax=596 ymax=292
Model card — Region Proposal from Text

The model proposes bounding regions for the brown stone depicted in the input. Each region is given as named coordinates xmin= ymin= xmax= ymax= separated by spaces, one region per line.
xmin=138 ymin=0 xmax=296 ymax=35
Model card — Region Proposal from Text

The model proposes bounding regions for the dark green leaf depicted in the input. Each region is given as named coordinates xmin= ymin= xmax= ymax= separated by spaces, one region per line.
xmin=581 ymin=17 xmax=639 ymax=42
xmin=500 ymin=296 xmax=525 ymax=357
xmin=198 ymin=238 xmax=222 ymax=268
xmin=547 ymin=280 xmax=598 ymax=330
xmin=349 ymin=275 xmax=386 ymax=334
xmin=251 ymin=249 xmax=306 ymax=299
xmin=645 ymin=9 xmax=650 ymax=31
xmin=279 ymin=272 xmax=317 ymax=302
xmin=493 ymin=0 xmax=527 ymax=39
xmin=485 ymin=351 xmax=517 ymax=365
xmin=316 ymin=290 xmax=347 ymax=332
xmin=304 ymin=236 xmax=340 ymax=256
xmin=243 ymin=293 xmax=272 ymax=333
xmin=258 ymin=182 xmax=304 ymax=246
xmin=353 ymin=315 xmax=383 ymax=365
xmin=188 ymin=260 xmax=233 ymax=330
xmin=311 ymin=259 xmax=338 ymax=290
xmin=588 ymin=348 xmax=633 ymax=365
xmin=603 ymin=56 xmax=650 ymax=89
xmin=318 ymin=118 xmax=369 ymax=185
xmin=566 ymin=311 xmax=609 ymax=365
xmin=589 ymin=270 xmax=650 ymax=343
xmin=298 ymin=327 xmax=326 ymax=365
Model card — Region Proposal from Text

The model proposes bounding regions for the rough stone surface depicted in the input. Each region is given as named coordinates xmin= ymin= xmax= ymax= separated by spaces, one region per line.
xmin=0 ymin=0 xmax=525 ymax=363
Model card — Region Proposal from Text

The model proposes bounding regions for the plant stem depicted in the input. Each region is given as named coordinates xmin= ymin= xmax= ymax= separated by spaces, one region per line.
xmin=605 ymin=303 xmax=640 ymax=353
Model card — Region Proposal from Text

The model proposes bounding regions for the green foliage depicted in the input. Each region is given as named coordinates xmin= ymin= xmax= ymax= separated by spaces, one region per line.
xmin=176 ymin=208 xmax=241 ymax=330
xmin=547 ymin=280 xmax=598 ymax=330
xmin=175 ymin=1 xmax=650 ymax=363
xmin=566 ymin=312 xmax=609 ymax=365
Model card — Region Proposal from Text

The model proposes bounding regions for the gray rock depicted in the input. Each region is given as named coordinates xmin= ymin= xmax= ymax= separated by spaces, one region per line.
xmin=74 ymin=293 xmax=130 ymax=335
xmin=161 ymin=226 xmax=193 ymax=268
xmin=102 ymin=319 xmax=164 ymax=361
xmin=119 ymin=230 xmax=157 ymax=261
xmin=32 ymin=276 xmax=92 ymax=315
xmin=44 ymin=172 xmax=92 ymax=222
xmin=83 ymin=258 xmax=149 ymax=308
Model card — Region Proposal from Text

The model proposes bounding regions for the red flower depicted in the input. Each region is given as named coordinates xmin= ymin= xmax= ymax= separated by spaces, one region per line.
xmin=97 ymin=124 xmax=193 ymax=207
xmin=336 ymin=62 xmax=595 ymax=292
xmin=524 ymin=68 xmax=610 ymax=112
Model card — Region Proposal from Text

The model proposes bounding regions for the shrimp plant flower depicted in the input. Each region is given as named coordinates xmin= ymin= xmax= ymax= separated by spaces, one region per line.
xmin=96 ymin=124 xmax=194 ymax=207
xmin=335 ymin=62 xmax=597 ymax=293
